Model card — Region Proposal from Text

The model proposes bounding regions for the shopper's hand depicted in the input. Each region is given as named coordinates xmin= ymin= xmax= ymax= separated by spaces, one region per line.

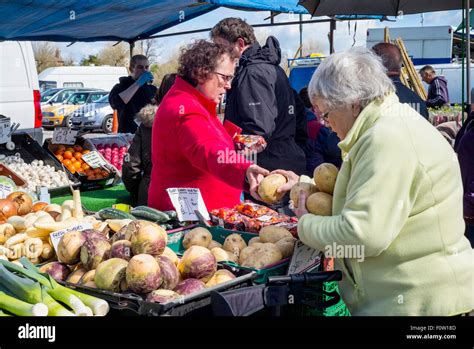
xmin=271 ymin=169 xmax=300 ymax=194
xmin=246 ymin=164 xmax=269 ymax=201
xmin=136 ymin=71 xmax=154 ymax=87
xmin=290 ymin=191 xmax=309 ymax=218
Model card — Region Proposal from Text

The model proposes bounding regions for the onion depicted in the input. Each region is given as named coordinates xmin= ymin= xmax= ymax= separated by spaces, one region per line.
xmin=0 ymin=199 xmax=18 ymax=221
xmin=32 ymin=202 xmax=48 ymax=212
xmin=7 ymin=192 xmax=33 ymax=216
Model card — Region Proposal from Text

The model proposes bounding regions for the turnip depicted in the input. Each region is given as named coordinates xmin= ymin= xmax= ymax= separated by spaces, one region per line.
xmin=178 ymin=246 xmax=216 ymax=282
xmin=126 ymin=254 xmax=162 ymax=293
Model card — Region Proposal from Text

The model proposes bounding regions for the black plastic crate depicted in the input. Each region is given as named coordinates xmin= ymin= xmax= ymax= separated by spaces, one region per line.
xmin=0 ymin=132 xmax=80 ymax=197
xmin=60 ymin=265 xmax=256 ymax=316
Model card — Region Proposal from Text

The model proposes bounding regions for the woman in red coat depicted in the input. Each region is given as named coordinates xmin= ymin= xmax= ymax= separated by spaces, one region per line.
xmin=148 ymin=40 xmax=268 ymax=211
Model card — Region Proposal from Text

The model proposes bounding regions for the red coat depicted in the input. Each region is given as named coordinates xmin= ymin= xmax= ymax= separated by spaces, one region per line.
xmin=148 ymin=76 xmax=252 ymax=211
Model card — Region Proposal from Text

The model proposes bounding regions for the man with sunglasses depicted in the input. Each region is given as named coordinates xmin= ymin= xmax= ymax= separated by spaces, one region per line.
xmin=109 ymin=54 xmax=157 ymax=133
xmin=211 ymin=18 xmax=307 ymax=182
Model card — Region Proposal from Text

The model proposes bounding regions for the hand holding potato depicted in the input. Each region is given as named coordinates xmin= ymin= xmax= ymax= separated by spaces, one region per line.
xmin=246 ymin=164 xmax=270 ymax=201
xmin=271 ymin=169 xmax=300 ymax=194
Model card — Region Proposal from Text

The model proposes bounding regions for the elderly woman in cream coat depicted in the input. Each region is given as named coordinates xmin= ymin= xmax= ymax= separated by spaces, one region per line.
xmin=276 ymin=48 xmax=473 ymax=316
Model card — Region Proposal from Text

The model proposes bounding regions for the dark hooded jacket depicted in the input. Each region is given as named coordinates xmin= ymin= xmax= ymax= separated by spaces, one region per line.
xmin=122 ymin=109 xmax=154 ymax=206
xmin=224 ymin=36 xmax=307 ymax=175
xmin=109 ymin=76 xmax=157 ymax=134
xmin=426 ymin=76 xmax=450 ymax=108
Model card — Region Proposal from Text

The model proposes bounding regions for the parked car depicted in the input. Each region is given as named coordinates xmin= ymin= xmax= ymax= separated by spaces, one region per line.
xmin=40 ymin=88 xmax=63 ymax=103
xmin=42 ymin=90 xmax=108 ymax=128
xmin=70 ymin=94 xmax=114 ymax=133
xmin=41 ymin=87 xmax=103 ymax=106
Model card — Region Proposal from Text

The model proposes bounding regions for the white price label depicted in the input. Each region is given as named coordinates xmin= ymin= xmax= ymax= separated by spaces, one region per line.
xmin=52 ymin=127 xmax=78 ymax=145
xmin=82 ymin=151 xmax=108 ymax=169
xmin=287 ymin=240 xmax=322 ymax=274
xmin=0 ymin=183 xmax=13 ymax=199
xmin=50 ymin=223 xmax=93 ymax=253
xmin=0 ymin=118 xmax=11 ymax=144
xmin=167 ymin=188 xmax=210 ymax=222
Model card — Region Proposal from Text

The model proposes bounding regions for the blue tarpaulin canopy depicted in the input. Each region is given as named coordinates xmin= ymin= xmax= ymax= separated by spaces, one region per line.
xmin=0 ymin=0 xmax=386 ymax=42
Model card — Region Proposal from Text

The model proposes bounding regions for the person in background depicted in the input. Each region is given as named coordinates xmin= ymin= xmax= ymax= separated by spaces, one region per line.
xmin=122 ymin=73 xmax=177 ymax=206
xmin=372 ymin=42 xmax=429 ymax=119
xmin=275 ymin=47 xmax=473 ymax=316
xmin=293 ymin=88 xmax=309 ymax=152
xmin=109 ymin=54 xmax=157 ymax=133
xmin=299 ymin=87 xmax=341 ymax=174
xmin=419 ymin=65 xmax=450 ymax=108
xmin=211 ymin=18 xmax=307 ymax=176
xmin=454 ymin=87 xmax=474 ymax=247
xmin=148 ymin=40 xmax=268 ymax=211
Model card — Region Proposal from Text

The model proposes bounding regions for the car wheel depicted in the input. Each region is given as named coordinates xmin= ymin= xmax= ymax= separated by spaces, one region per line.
xmin=63 ymin=116 xmax=73 ymax=128
xmin=102 ymin=115 xmax=113 ymax=133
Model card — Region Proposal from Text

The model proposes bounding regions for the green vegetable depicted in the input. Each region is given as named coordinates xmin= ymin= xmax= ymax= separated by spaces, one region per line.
xmin=98 ymin=208 xmax=136 ymax=221
xmin=0 ymin=258 xmax=109 ymax=316
xmin=0 ymin=264 xmax=75 ymax=316
xmin=131 ymin=206 xmax=170 ymax=223
xmin=0 ymin=291 xmax=48 ymax=316
xmin=0 ymin=309 xmax=12 ymax=316
xmin=163 ymin=210 xmax=178 ymax=220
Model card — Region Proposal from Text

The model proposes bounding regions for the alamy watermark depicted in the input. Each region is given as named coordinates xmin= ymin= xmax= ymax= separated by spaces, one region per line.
xmin=324 ymin=242 xmax=365 ymax=262
xmin=18 ymin=324 xmax=56 ymax=343
xmin=217 ymin=148 xmax=258 ymax=164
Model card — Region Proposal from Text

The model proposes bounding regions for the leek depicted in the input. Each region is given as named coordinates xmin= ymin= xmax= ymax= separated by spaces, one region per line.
xmin=0 ymin=310 xmax=12 ymax=316
xmin=0 ymin=291 xmax=48 ymax=316
xmin=0 ymin=264 xmax=75 ymax=316
xmin=0 ymin=258 xmax=109 ymax=316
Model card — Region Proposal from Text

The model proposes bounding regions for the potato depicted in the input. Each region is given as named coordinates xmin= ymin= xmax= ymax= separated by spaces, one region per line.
xmin=275 ymin=237 xmax=296 ymax=258
xmin=211 ymin=247 xmax=238 ymax=263
xmin=248 ymin=236 xmax=261 ymax=246
xmin=306 ymin=192 xmax=333 ymax=216
xmin=239 ymin=243 xmax=283 ymax=269
xmin=223 ymin=233 xmax=247 ymax=257
xmin=259 ymin=226 xmax=293 ymax=243
xmin=257 ymin=174 xmax=287 ymax=204
xmin=290 ymin=182 xmax=318 ymax=208
xmin=208 ymin=240 xmax=223 ymax=250
xmin=182 ymin=227 xmax=212 ymax=249
xmin=313 ymin=163 xmax=338 ymax=194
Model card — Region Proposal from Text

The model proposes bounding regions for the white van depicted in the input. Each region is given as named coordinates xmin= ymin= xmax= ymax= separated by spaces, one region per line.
xmin=0 ymin=41 xmax=42 ymax=143
xmin=39 ymin=66 xmax=128 ymax=91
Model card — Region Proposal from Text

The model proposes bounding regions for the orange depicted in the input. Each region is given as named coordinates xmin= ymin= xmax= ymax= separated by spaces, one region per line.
xmin=67 ymin=165 xmax=76 ymax=174
xmin=74 ymin=152 xmax=82 ymax=160
xmin=73 ymin=162 xmax=82 ymax=170
xmin=82 ymin=149 xmax=91 ymax=154
xmin=65 ymin=147 xmax=74 ymax=153
xmin=56 ymin=155 xmax=63 ymax=162
xmin=63 ymin=159 xmax=72 ymax=166
xmin=63 ymin=151 xmax=73 ymax=159
xmin=81 ymin=163 xmax=90 ymax=171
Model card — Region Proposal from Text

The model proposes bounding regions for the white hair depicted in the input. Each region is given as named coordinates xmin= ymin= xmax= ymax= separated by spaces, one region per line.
xmin=308 ymin=47 xmax=395 ymax=110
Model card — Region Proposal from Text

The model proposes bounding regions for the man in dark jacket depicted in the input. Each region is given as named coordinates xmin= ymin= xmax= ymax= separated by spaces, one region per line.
xmin=109 ymin=54 xmax=157 ymax=133
xmin=372 ymin=43 xmax=429 ymax=119
xmin=211 ymin=18 xmax=307 ymax=175
xmin=419 ymin=65 xmax=450 ymax=108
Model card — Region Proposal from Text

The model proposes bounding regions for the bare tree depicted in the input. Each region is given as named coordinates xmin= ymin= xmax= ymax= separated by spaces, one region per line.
xmin=151 ymin=50 xmax=180 ymax=84
xmin=32 ymin=42 xmax=65 ymax=73
xmin=136 ymin=39 xmax=160 ymax=63
xmin=97 ymin=42 xmax=129 ymax=67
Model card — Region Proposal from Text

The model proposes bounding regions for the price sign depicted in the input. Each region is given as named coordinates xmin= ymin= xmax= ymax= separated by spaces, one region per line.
xmin=287 ymin=240 xmax=322 ymax=274
xmin=50 ymin=223 xmax=93 ymax=253
xmin=52 ymin=127 xmax=78 ymax=145
xmin=167 ymin=188 xmax=210 ymax=222
xmin=0 ymin=183 xmax=13 ymax=199
xmin=0 ymin=117 xmax=11 ymax=144
xmin=82 ymin=151 xmax=108 ymax=169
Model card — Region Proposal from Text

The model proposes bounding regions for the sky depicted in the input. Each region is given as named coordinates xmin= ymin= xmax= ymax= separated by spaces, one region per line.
xmin=55 ymin=8 xmax=463 ymax=65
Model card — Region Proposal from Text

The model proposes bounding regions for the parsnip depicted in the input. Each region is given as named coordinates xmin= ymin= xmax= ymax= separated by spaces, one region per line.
xmin=7 ymin=216 xmax=27 ymax=232
xmin=4 ymin=232 xmax=28 ymax=248
xmin=73 ymin=190 xmax=83 ymax=219
xmin=24 ymin=238 xmax=43 ymax=259
xmin=34 ymin=217 xmax=79 ymax=232
xmin=0 ymin=223 xmax=16 ymax=244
